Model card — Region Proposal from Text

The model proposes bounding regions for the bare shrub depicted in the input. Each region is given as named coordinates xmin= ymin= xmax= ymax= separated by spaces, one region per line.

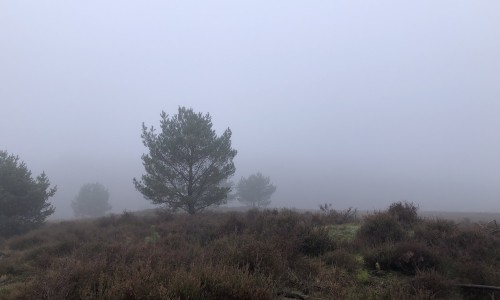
xmin=319 ymin=204 xmax=358 ymax=224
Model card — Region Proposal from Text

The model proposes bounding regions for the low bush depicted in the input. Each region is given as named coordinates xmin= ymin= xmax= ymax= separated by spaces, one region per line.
xmin=364 ymin=241 xmax=439 ymax=275
xmin=356 ymin=212 xmax=406 ymax=245
xmin=168 ymin=264 xmax=274 ymax=300
xmin=410 ymin=270 xmax=457 ymax=299
xmin=7 ymin=234 xmax=45 ymax=251
xmin=299 ymin=227 xmax=336 ymax=257
xmin=2 ymin=204 xmax=500 ymax=299
xmin=209 ymin=235 xmax=288 ymax=275
xmin=318 ymin=204 xmax=358 ymax=224
xmin=414 ymin=218 xmax=457 ymax=246
xmin=387 ymin=201 xmax=420 ymax=226
xmin=322 ymin=249 xmax=363 ymax=272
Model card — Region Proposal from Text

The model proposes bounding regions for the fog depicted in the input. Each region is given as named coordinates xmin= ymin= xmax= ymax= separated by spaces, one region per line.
xmin=1 ymin=1 xmax=499 ymax=218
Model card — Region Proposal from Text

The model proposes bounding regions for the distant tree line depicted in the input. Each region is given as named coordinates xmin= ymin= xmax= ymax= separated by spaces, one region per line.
xmin=1 ymin=106 xmax=279 ymax=237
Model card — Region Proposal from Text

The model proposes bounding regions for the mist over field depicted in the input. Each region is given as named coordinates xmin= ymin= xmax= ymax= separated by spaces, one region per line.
xmin=1 ymin=1 xmax=499 ymax=218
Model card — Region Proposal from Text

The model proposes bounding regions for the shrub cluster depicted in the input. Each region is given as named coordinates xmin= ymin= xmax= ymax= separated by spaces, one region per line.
xmin=1 ymin=204 xmax=500 ymax=299
xmin=355 ymin=201 xmax=500 ymax=298
xmin=0 ymin=209 xmax=351 ymax=299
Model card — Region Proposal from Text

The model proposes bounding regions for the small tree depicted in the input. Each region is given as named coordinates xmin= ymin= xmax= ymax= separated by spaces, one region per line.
xmin=72 ymin=183 xmax=112 ymax=218
xmin=236 ymin=172 xmax=276 ymax=208
xmin=133 ymin=107 xmax=237 ymax=214
xmin=0 ymin=150 xmax=56 ymax=237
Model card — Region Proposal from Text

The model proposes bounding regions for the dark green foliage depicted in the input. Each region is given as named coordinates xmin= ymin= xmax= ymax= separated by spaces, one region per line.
xmin=71 ymin=182 xmax=111 ymax=218
xmin=357 ymin=212 xmax=406 ymax=245
xmin=0 ymin=150 xmax=56 ymax=237
xmin=299 ymin=227 xmax=336 ymax=256
xmin=364 ymin=241 xmax=439 ymax=275
xmin=133 ymin=107 xmax=237 ymax=214
xmin=236 ymin=172 xmax=276 ymax=208
xmin=387 ymin=201 xmax=420 ymax=225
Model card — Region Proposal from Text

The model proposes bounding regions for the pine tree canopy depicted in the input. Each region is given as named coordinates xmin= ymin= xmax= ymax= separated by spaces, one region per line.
xmin=133 ymin=107 xmax=237 ymax=214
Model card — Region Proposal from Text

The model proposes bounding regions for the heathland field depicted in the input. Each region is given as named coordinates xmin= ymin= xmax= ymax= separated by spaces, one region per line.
xmin=1 ymin=203 xmax=500 ymax=299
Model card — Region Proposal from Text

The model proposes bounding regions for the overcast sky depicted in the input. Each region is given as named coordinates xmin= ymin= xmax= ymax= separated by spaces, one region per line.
xmin=1 ymin=1 xmax=499 ymax=218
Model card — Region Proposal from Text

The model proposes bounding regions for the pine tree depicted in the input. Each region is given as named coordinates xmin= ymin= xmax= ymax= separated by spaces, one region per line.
xmin=236 ymin=172 xmax=276 ymax=208
xmin=72 ymin=183 xmax=112 ymax=217
xmin=133 ymin=107 xmax=237 ymax=214
xmin=0 ymin=150 xmax=56 ymax=237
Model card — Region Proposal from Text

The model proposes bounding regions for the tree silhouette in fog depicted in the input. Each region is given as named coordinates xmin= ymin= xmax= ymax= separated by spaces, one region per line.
xmin=0 ymin=150 xmax=56 ymax=237
xmin=236 ymin=172 xmax=276 ymax=208
xmin=134 ymin=107 xmax=237 ymax=214
xmin=72 ymin=183 xmax=112 ymax=218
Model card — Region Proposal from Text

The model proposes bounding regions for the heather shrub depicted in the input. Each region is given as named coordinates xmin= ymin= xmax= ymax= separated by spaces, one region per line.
xmin=453 ymin=261 xmax=500 ymax=286
xmin=322 ymin=249 xmax=363 ymax=272
xmin=444 ymin=228 xmax=497 ymax=259
xmin=168 ymin=264 xmax=274 ymax=300
xmin=3 ymin=206 xmax=500 ymax=299
xmin=155 ymin=206 xmax=175 ymax=221
xmin=426 ymin=218 xmax=457 ymax=234
xmin=7 ymin=233 xmax=45 ymax=251
xmin=219 ymin=212 xmax=247 ymax=235
xmin=387 ymin=201 xmax=420 ymax=226
xmin=95 ymin=214 xmax=119 ymax=228
xmin=97 ymin=210 xmax=148 ymax=229
xmin=364 ymin=241 xmax=439 ymax=275
xmin=299 ymin=227 xmax=336 ymax=256
xmin=356 ymin=212 xmax=406 ymax=245
xmin=250 ymin=209 xmax=306 ymax=238
xmin=0 ymin=256 xmax=28 ymax=277
xmin=21 ymin=245 xmax=61 ymax=268
xmin=390 ymin=242 xmax=439 ymax=275
xmin=287 ymin=256 xmax=323 ymax=289
xmin=414 ymin=218 xmax=457 ymax=246
xmin=410 ymin=270 xmax=456 ymax=299
xmin=319 ymin=204 xmax=358 ymax=225
xmin=209 ymin=235 xmax=288 ymax=275
xmin=186 ymin=221 xmax=219 ymax=245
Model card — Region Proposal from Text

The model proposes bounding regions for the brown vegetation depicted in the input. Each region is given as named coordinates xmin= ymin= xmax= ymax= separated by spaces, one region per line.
xmin=1 ymin=203 xmax=500 ymax=299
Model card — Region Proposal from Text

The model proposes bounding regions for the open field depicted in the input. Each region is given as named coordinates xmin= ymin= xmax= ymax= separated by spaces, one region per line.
xmin=419 ymin=211 xmax=500 ymax=223
xmin=1 ymin=204 xmax=500 ymax=299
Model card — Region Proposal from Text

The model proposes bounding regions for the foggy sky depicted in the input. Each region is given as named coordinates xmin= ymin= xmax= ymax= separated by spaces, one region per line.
xmin=1 ymin=1 xmax=499 ymax=218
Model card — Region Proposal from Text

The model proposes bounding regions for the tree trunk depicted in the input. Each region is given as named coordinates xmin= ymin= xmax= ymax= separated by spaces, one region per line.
xmin=187 ymin=204 xmax=196 ymax=215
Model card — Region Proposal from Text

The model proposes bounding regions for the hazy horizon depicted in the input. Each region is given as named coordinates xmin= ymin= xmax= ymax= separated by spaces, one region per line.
xmin=1 ymin=1 xmax=499 ymax=218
